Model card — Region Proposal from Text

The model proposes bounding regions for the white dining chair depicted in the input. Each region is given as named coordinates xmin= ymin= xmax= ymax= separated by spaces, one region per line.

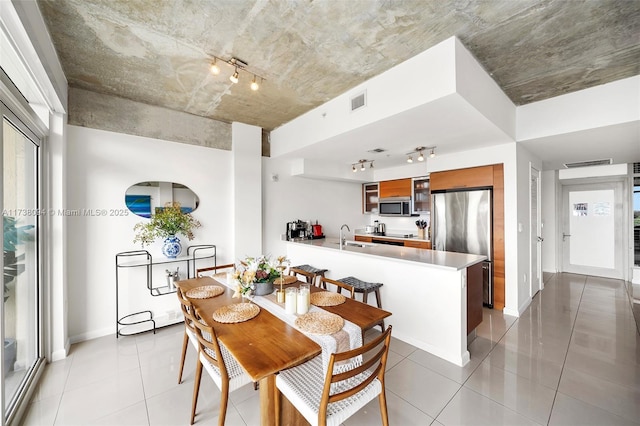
xmin=176 ymin=287 xmax=198 ymax=384
xmin=190 ymin=308 xmax=253 ymax=425
xmin=275 ymin=325 xmax=392 ymax=426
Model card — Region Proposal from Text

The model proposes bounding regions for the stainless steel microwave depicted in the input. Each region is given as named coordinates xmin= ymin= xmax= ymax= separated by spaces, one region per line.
xmin=378 ymin=197 xmax=414 ymax=216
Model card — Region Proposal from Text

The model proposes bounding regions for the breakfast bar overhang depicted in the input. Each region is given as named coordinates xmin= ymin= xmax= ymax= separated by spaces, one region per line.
xmin=286 ymin=238 xmax=486 ymax=366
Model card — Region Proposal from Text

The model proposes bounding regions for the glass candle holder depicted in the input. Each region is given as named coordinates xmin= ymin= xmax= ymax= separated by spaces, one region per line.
xmin=297 ymin=283 xmax=310 ymax=314
xmin=285 ymin=287 xmax=297 ymax=314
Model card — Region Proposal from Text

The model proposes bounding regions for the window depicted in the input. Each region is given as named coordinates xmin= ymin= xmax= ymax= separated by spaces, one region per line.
xmin=2 ymin=108 xmax=42 ymax=422
xmin=634 ymin=175 xmax=640 ymax=266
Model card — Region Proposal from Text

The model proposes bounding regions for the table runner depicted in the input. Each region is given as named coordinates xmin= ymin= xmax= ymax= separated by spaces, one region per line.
xmin=213 ymin=274 xmax=362 ymax=372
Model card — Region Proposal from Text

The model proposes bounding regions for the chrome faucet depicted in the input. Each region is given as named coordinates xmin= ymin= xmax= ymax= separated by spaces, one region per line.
xmin=339 ymin=224 xmax=351 ymax=249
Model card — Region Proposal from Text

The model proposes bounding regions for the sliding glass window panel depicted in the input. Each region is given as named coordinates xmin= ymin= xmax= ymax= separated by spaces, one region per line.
xmin=2 ymin=116 xmax=40 ymax=416
xmin=634 ymin=176 xmax=640 ymax=266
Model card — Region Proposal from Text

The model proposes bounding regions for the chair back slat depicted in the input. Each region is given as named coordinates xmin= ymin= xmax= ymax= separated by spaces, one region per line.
xmin=289 ymin=267 xmax=316 ymax=285
xmin=176 ymin=288 xmax=197 ymax=335
xmin=196 ymin=263 xmax=235 ymax=277
xmin=319 ymin=326 xmax=392 ymax=411
xmin=331 ymin=345 xmax=385 ymax=383
xmin=190 ymin=308 xmax=228 ymax=381
xmin=319 ymin=277 xmax=355 ymax=298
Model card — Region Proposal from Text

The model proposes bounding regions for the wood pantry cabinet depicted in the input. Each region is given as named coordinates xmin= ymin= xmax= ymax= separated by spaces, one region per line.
xmin=429 ymin=164 xmax=505 ymax=311
xmin=379 ymin=178 xmax=411 ymax=198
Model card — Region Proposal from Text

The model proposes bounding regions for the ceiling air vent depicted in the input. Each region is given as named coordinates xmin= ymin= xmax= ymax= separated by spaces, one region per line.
xmin=563 ymin=158 xmax=612 ymax=168
xmin=350 ymin=91 xmax=366 ymax=112
xmin=367 ymin=148 xmax=386 ymax=154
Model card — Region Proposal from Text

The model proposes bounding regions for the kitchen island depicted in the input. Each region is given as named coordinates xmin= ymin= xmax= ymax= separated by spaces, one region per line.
xmin=286 ymin=237 xmax=485 ymax=366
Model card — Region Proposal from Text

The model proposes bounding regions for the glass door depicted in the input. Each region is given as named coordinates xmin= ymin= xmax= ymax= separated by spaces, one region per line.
xmin=2 ymin=113 xmax=41 ymax=418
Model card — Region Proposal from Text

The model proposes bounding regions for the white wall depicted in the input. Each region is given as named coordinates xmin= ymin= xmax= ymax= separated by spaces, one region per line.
xmin=66 ymin=125 xmax=234 ymax=342
xmin=541 ymin=170 xmax=558 ymax=273
xmin=232 ymin=122 xmax=262 ymax=259
xmin=515 ymin=144 xmax=543 ymax=314
xmin=262 ymin=157 xmax=366 ymax=258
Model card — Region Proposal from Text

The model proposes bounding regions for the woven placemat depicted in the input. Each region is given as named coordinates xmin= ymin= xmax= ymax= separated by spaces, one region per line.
xmin=310 ymin=291 xmax=346 ymax=307
xmin=212 ymin=303 xmax=260 ymax=324
xmin=186 ymin=285 xmax=224 ymax=299
xmin=273 ymin=275 xmax=297 ymax=285
xmin=295 ymin=311 xmax=344 ymax=335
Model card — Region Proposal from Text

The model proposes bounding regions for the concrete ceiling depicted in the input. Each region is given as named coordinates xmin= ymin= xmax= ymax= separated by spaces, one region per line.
xmin=38 ymin=0 xmax=640 ymax=169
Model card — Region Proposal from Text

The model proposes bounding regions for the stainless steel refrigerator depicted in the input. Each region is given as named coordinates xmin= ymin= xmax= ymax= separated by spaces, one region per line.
xmin=432 ymin=189 xmax=493 ymax=308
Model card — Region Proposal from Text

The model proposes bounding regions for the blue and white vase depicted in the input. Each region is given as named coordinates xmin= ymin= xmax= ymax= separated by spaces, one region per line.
xmin=162 ymin=235 xmax=182 ymax=259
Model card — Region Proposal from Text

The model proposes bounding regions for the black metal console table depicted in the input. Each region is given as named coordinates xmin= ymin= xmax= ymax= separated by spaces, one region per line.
xmin=115 ymin=245 xmax=215 ymax=337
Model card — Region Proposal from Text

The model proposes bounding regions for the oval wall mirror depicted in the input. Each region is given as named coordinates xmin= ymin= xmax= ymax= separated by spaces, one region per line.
xmin=125 ymin=181 xmax=200 ymax=218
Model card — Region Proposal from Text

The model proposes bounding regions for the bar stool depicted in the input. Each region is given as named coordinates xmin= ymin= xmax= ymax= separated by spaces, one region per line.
xmin=291 ymin=264 xmax=328 ymax=288
xmin=338 ymin=276 xmax=385 ymax=333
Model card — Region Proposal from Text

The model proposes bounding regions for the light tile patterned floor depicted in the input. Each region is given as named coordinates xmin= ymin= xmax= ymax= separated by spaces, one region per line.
xmin=21 ymin=273 xmax=640 ymax=425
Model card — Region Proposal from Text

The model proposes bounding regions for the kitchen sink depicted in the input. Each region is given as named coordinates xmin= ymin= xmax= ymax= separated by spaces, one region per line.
xmin=332 ymin=241 xmax=373 ymax=248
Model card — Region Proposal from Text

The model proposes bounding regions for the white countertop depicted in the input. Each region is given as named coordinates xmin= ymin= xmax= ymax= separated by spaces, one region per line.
xmin=288 ymin=237 xmax=485 ymax=271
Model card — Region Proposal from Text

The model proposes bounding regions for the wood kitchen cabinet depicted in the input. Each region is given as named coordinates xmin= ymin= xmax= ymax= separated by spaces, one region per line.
xmin=355 ymin=235 xmax=431 ymax=249
xmin=379 ymin=178 xmax=411 ymax=198
xmin=412 ymin=176 xmax=430 ymax=214
xmin=362 ymin=183 xmax=379 ymax=214
xmin=404 ymin=240 xmax=431 ymax=249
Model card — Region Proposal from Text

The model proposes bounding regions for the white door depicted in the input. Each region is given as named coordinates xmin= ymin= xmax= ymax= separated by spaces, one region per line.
xmin=562 ymin=181 xmax=624 ymax=279
xmin=530 ymin=166 xmax=542 ymax=297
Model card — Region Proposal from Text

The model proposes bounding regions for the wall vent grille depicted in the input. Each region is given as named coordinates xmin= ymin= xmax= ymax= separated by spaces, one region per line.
xmin=350 ymin=91 xmax=366 ymax=111
xmin=633 ymin=162 xmax=640 ymax=174
xmin=563 ymin=158 xmax=612 ymax=168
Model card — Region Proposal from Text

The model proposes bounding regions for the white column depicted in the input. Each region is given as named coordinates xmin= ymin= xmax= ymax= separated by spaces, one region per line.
xmin=47 ymin=111 xmax=68 ymax=361
xmin=232 ymin=122 xmax=262 ymax=259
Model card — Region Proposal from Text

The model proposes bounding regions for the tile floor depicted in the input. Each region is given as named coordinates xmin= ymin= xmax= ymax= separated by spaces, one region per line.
xmin=21 ymin=273 xmax=640 ymax=425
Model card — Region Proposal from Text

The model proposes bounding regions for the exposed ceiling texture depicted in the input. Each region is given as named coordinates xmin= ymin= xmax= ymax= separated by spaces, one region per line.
xmin=38 ymin=0 xmax=639 ymax=169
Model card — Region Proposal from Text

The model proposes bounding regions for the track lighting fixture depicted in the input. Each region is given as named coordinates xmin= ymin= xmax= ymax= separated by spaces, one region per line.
xmin=406 ymin=146 xmax=436 ymax=164
xmin=208 ymin=56 xmax=266 ymax=91
xmin=351 ymin=159 xmax=373 ymax=172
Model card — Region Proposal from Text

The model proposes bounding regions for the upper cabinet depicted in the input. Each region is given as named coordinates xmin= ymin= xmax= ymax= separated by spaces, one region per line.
xmin=412 ymin=176 xmax=430 ymax=215
xmin=430 ymin=165 xmax=494 ymax=191
xmin=379 ymin=178 xmax=411 ymax=198
xmin=362 ymin=183 xmax=379 ymax=214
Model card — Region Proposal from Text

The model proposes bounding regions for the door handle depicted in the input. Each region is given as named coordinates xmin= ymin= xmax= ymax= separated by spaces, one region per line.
xmin=537 ymin=236 xmax=544 ymax=242
xmin=562 ymin=233 xmax=571 ymax=241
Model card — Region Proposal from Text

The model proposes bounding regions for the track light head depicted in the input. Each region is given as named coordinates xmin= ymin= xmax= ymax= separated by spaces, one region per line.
xmin=230 ymin=69 xmax=239 ymax=84
xmin=370 ymin=161 xmax=374 ymax=169
xmin=352 ymin=165 xmax=357 ymax=172
xmin=210 ymin=59 xmax=220 ymax=75
xmin=429 ymin=147 xmax=436 ymax=158
xmin=418 ymin=151 xmax=424 ymax=161
xmin=407 ymin=156 xmax=413 ymax=163
xmin=250 ymin=76 xmax=259 ymax=91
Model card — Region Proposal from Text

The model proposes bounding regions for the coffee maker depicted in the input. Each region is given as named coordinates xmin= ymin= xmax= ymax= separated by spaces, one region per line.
xmin=286 ymin=220 xmax=309 ymax=240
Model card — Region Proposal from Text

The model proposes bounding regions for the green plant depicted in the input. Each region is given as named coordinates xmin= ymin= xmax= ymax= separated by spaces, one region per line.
xmin=133 ymin=202 xmax=201 ymax=246
xmin=3 ymin=216 xmax=34 ymax=302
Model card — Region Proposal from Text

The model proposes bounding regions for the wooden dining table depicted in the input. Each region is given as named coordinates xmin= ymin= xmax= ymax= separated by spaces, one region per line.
xmin=177 ymin=275 xmax=391 ymax=426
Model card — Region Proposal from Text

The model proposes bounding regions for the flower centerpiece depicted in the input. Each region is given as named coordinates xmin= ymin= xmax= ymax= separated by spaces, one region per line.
xmin=133 ymin=202 xmax=201 ymax=258
xmin=232 ymin=255 xmax=284 ymax=298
